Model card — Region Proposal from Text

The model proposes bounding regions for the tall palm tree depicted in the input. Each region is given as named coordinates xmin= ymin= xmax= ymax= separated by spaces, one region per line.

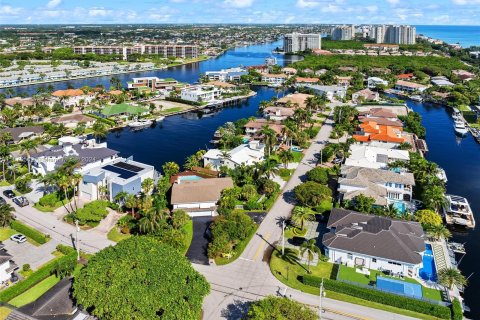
xmin=138 ymin=209 xmax=162 ymax=234
xmin=277 ymin=149 xmax=294 ymax=169
xmin=291 ymin=206 xmax=315 ymax=230
xmin=427 ymin=225 xmax=452 ymax=240
xmin=125 ymin=194 xmax=137 ymax=216
xmin=260 ymin=125 xmax=277 ymax=157
xmin=114 ymin=191 xmax=128 ymax=206
xmin=300 ymin=239 xmax=321 ymax=274
xmin=141 ymin=178 xmax=154 ymax=195
xmin=92 ymin=121 xmax=108 ymax=143
xmin=383 ymin=203 xmax=399 ymax=218
xmin=19 ymin=139 xmax=38 ymax=173
xmin=261 ymin=159 xmax=279 ymax=179
xmin=438 ymin=268 xmax=467 ymax=290
xmin=0 ymin=203 xmax=15 ymax=227
xmin=0 ymin=145 xmax=10 ymax=182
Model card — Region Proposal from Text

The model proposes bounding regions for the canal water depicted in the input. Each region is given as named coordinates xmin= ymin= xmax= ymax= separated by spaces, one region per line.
xmin=2 ymin=40 xmax=479 ymax=317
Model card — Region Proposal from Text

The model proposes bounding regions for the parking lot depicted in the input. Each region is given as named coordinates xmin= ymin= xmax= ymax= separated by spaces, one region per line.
xmin=3 ymin=238 xmax=58 ymax=270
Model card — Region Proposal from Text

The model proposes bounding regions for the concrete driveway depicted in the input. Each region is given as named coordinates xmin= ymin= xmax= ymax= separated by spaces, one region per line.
xmin=3 ymin=238 xmax=58 ymax=270
xmin=186 ymin=217 xmax=213 ymax=265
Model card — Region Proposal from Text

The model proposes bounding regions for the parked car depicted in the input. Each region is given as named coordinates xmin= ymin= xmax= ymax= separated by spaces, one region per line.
xmin=12 ymin=196 xmax=29 ymax=207
xmin=10 ymin=234 xmax=26 ymax=244
xmin=0 ymin=197 xmax=6 ymax=205
xmin=288 ymin=236 xmax=306 ymax=246
xmin=3 ymin=190 xmax=15 ymax=199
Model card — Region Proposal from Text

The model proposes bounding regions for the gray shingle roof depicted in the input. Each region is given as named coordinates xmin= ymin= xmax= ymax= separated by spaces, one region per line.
xmin=33 ymin=144 xmax=118 ymax=168
xmin=323 ymin=208 xmax=425 ymax=264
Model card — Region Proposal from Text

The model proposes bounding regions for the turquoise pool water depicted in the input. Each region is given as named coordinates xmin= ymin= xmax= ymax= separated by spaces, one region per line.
xmin=392 ymin=201 xmax=406 ymax=213
xmin=179 ymin=175 xmax=203 ymax=181
xmin=419 ymin=244 xmax=437 ymax=281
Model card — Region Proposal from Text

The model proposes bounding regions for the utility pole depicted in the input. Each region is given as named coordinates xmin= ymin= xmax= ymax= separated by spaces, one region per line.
xmin=319 ymin=278 xmax=325 ymax=319
xmin=282 ymin=219 xmax=285 ymax=256
xmin=75 ymin=220 xmax=80 ymax=261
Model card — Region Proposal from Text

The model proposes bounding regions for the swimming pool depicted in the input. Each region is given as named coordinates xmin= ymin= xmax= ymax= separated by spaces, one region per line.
xmin=392 ymin=201 xmax=406 ymax=213
xmin=419 ymin=244 xmax=437 ymax=281
xmin=376 ymin=276 xmax=423 ymax=299
xmin=179 ymin=175 xmax=203 ymax=181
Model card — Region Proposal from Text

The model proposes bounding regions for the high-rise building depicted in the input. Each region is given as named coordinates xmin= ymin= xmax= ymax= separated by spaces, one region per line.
xmin=283 ymin=32 xmax=321 ymax=53
xmin=331 ymin=25 xmax=354 ymax=41
xmin=370 ymin=25 xmax=416 ymax=45
xmin=73 ymin=44 xmax=198 ymax=60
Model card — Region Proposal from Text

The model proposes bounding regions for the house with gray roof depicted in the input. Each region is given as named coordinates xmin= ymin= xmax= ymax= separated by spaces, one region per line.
xmin=338 ymin=165 xmax=415 ymax=209
xmin=0 ymin=126 xmax=45 ymax=144
xmin=323 ymin=208 xmax=425 ymax=277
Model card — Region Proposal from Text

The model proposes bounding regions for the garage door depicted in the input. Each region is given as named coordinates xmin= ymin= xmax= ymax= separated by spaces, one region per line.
xmin=188 ymin=210 xmax=214 ymax=217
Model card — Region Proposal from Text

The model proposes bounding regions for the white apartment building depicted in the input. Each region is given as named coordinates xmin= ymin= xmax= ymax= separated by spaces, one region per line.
xmin=301 ymin=84 xmax=347 ymax=101
xmin=331 ymin=25 xmax=355 ymax=41
xmin=74 ymin=44 xmax=198 ymax=60
xmin=261 ymin=73 xmax=288 ymax=86
xmin=205 ymin=67 xmax=248 ymax=82
xmin=370 ymin=25 xmax=416 ymax=45
xmin=180 ymin=85 xmax=220 ymax=103
xmin=283 ymin=32 xmax=321 ymax=53
xmin=367 ymin=77 xmax=389 ymax=89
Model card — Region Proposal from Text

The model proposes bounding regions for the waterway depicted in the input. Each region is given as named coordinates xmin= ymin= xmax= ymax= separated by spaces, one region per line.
xmin=2 ymin=39 xmax=479 ymax=317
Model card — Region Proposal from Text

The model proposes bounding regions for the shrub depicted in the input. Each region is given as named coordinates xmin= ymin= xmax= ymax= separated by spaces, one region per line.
xmin=306 ymin=167 xmax=329 ymax=184
xmin=245 ymin=198 xmax=262 ymax=210
xmin=10 ymin=220 xmax=49 ymax=244
xmin=300 ymin=276 xmax=451 ymax=319
xmin=56 ymin=244 xmax=75 ymax=255
xmin=451 ymin=298 xmax=463 ymax=320
xmin=75 ymin=200 xmax=109 ymax=225
xmin=294 ymin=181 xmax=332 ymax=207
xmin=22 ymin=264 xmax=30 ymax=272
xmin=38 ymin=192 xmax=62 ymax=207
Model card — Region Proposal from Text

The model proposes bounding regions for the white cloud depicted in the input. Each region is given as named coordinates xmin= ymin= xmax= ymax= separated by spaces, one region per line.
xmin=88 ymin=7 xmax=111 ymax=17
xmin=321 ymin=4 xmax=340 ymax=13
xmin=386 ymin=0 xmax=399 ymax=5
xmin=285 ymin=15 xmax=295 ymax=23
xmin=46 ymin=0 xmax=62 ymax=9
xmin=296 ymin=0 xmax=319 ymax=8
xmin=452 ymin=0 xmax=480 ymax=4
xmin=223 ymin=0 xmax=254 ymax=8
xmin=366 ymin=5 xmax=378 ymax=13
xmin=0 ymin=5 xmax=21 ymax=15
xmin=433 ymin=14 xmax=450 ymax=23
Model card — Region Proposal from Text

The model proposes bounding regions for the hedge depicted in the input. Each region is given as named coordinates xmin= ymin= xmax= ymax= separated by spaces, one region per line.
xmin=0 ymin=252 xmax=77 ymax=302
xmin=301 ymin=275 xmax=451 ymax=319
xmin=165 ymin=96 xmax=203 ymax=106
xmin=85 ymin=113 xmax=116 ymax=126
xmin=451 ymin=298 xmax=463 ymax=320
xmin=56 ymin=244 xmax=75 ymax=255
xmin=10 ymin=221 xmax=50 ymax=245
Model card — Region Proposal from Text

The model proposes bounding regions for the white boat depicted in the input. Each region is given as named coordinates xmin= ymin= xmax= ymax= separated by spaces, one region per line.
xmin=443 ymin=194 xmax=476 ymax=229
xmin=410 ymin=95 xmax=423 ymax=102
xmin=453 ymin=120 xmax=468 ymax=136
xmin=156 ymin=116 xmax=165 ymax=122
xmin=128 ymin=119 xmax=152 ymax=129
xmin=436 ymin=167 xmax=448 ymax=183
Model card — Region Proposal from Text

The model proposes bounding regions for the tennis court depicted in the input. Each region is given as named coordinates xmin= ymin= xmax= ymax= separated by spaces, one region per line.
xmin=376 ymin=276 xmax=423 ymax=299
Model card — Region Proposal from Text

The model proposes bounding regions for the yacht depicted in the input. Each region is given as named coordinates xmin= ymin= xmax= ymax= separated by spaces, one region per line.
xmin=128 ymin=119 xmax=152 ymax=129
xmin=410 ymin=95 xmax=423 ymax=102
xmin=452 ymin=107 xmax=462 ymax=120
xmin=453 ymin=119 xmax=468 ymax=136
xmin=156 ymin=116 xmax=165 ymax=122
xmin=436 ymin=167 xmax=448 ymax=183
xmin=443 ymin=194 xmax=476 ymax=229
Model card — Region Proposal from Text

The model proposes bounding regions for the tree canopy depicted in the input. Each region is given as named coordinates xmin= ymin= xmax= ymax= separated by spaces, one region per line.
xmin=73 ymin=236 xmax=210 ymax=320
xmin=246 ymin=296 xmax=317 ymax=320
xmin=294 ymin=181 xmax=332 ymax=207
xmin=414 ymin=209 xmax=443 ymax=228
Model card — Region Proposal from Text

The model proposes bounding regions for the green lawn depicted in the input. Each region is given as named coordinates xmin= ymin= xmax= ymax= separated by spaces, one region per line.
xmin=107 ymin=227 xmax=132 ymax=243
xmin=215 ymin=225 xmax=258 ymax=265
xmin=292 ymin=151 xmax=304 ymax=163
xmin=181 ymin=220 xmax=193 ymax=255
xmin=33 ymin=199 xmax=69 ymax=213
xmin=278 ymin=168 xmax=294 ymax=181
xmin=160 ymin=107 xmax=183 ymax=114
xmin=0 ymin=180 xmax=11 ymax=187
xmin=0 ymin=306 xmax=12 ymax=320
xmin=101 ymin=103 xmax=148 ymax=117
xmin=8 ymin=275 xmax=60 ymax=307
xmin=0 ymin=228 xmax=16 ymax=241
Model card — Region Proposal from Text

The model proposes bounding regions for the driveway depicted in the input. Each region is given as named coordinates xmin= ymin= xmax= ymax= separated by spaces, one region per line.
xmin=186 ymin=217 xmax=213 ymax=265
xmin=3 ymin=238 xmax=58 ymax=270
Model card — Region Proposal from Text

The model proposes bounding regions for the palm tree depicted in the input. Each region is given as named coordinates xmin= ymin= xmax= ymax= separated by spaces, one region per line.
xmin=300 ymin=239 xmax=321 ymax=274
xmin=219 ymin=150 xmax=231 ymax=167
xmin=0 ymin=145 xmax=10 ymax=182
xmin=260 ymin=125 xmax=277 ymax=157
xmin=438 ymin=268 xmax=467 ymax=290
xmin=124 ymin=194 xmax=137 ymax=216
xmin=383 ymin=203 xmax=399 ymax=218
xmin=0 ymin=203 xmax=15 ymax=227
xmin=114 ymin=191 xmax=128 ymax=206
xmin=291 ymin=206 xmax=315 ymax=230
xmin=138 ymin=209 xmax=162 ymax=234
xmin=92 ymin=121 xmax=108 ymax=143
xmin=110 ymin=77 xmax=122 ymax=90
xmin=426 ymin=225 xmax=452 ymax=240
xmin=422 ymin=185 xmax=447 ymax=212
xmin=277 ymin=149 xmax=294 ymax=169
xmin=7 ymin=162 xmax=20 ymax=182
xmin=19 ymin=139 xmax=38 ymax=173
xmin=280 ymin=247 xmax=300 ymax=265
xmin=141 ymin=178 xmax=154 ymax=195
xmin=261 ymin=159 xmax=279 ymax=179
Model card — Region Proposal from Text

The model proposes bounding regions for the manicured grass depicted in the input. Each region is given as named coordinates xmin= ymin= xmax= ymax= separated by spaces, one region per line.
xmin=0 ymin=228 xmax=16 ymax=241
xmin=0 ymin=180 xmax=11 ymax=187
xmin=8 ymin=275 xmax=60 ymax=307
xmin=316 ymin=199 xmax=333 ymax=214
xmin=270 ymin=252 xmax=440 ymax=320
xmin=292 ymin=151 xmax=304 ymax=163
xmin=0 ymin=306 xmax=12 ymax=320
xmin=337 ymin=265 xmax=371 ymax=284
xmin=278 ymin=168 xmax=294 ymax=181
xmin=107 ymin=227 xmax=132 ymax=243
xmin=215 ymin=224 xmax=258 ymax=266
xmin=33 ymin=199 xmax=69 ymax=213
xmin=101 ymin=103 xmax=148 ymax=117
xmin=181 ymin=220 xmax=193 ymax=255
xmin=160 ymin=107 xmax=183 ymax=114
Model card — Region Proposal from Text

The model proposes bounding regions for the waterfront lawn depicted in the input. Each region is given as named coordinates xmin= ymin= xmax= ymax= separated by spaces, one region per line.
xmin=160 ymin=107 xmax=183 ymax=115
xmin=101 ymin=103 xmax=148 ymax=117
xmin=107 ymin=227 xmax=132 ymax=243
xmin=8 ymin=275 xmax=60 ymax=307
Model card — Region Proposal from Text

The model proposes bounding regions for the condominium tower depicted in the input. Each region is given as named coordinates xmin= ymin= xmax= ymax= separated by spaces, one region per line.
xmin=370 ymin=25 xmax=416 ymax=45
xmin=283 ymin=32 xmax=321 ymax=53
xmin=331 ymin=25 xmax=355 ymax=41
xmin=73 ymin=44 xmax=198 ymax=60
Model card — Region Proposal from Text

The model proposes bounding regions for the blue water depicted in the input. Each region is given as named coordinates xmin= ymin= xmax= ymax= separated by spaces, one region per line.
xmin=419 ymin=244 xmax=437 ymax=282
xmin=179 ymin=175 xmax=203 ymax=181
xmin=377 ymin=276 xmax=423 ymax=299
xmin=392 ymin=201 xmax=406 ymax=213
xmin=415 ymin=25 xmax=480 ymax=48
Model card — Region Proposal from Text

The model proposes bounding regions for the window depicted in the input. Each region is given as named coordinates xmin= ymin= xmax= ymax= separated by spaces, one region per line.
xmin=372 ymin=258 xmax=377 ymax=263
xmin=347 ymin=253 xmax=353 ymax=260
xmin=388 ymin=261 xmax=401 ymax=266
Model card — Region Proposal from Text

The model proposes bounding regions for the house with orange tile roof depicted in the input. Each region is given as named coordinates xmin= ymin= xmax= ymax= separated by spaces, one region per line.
xmin=353 ymin=121 xmax=405 ymax=144
xmin=396 ymin=73 xmax=414 ymax=80
xmin=358 ymin=108 xmax=404 ymax=127
xmin=52 ymin=89 xmax=96 ymax=107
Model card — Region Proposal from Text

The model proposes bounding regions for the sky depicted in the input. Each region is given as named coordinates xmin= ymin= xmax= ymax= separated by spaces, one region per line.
xmin=0 ymin=0 xmax=479 ymax=25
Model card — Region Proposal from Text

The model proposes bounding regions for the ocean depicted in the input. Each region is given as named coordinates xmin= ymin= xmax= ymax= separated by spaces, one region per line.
xmin=415 ymin=25 xmax=480 ymax=48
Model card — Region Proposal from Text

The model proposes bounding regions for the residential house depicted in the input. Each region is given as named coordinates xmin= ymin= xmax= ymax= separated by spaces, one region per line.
xmin=180 ymin=85 xmax=220 ymax=103
xmin=363 ymin=44 xmax=400 ymax=52
xmin=353 ymin=121 xmax=405 ymax=145
xmin=295 ymin=77 xmax=319 ymax=85
xmin=281 ymin=67 xmax=297 ymax=76
xmin=51 ymin=114 xmax=95 ymax=128
xmin=344 ymin=145 xmax=409 ymax=169
xmin=367 ymin=77 xmax=388 ymax=89
xmin=452 ymin=69 xmax=476 ymax=81
xmin=80 ymin=158 xmax=155 ymax=202
xmin=358 ymin=108 xmax=404 ymax=127
xmin=301 ymin=85 xmax=347 ymax=101
xmin=52 ymin=89 xmax=95 ymax=107
xmin=127 ymin=77 xmax=178 ymax=91
xmin=203 ymin=141 xmax=265 ymax=170
xmin=247 ymin=65 xmax=269 ymax=74
xmin=396 ymin=73 xmax=414 ymax=80
xmin=31 ymin=139 xmax=118 ymax=176
xmin=244 ymin=119 xmax=285 ymax=139
xmin=261 ymin=73 xmax=288 ymax=86
xmin=431 ymin=76 xmax=454 ymax=87
xmin=205 ymin=67 xmax=248 ymax=82
xmin=4 ymin=97 xmax=35 ymax=108
xmin=0 ymin=126 xmax=45 ymax=144
xmin=323 ymin=208 xmax=425 ymax=276
xmin=170 ymin=177 xmax=234 ymax=217
xmin=337 ymin=165 xmax=415 ymax=206
xmin=336 ymin=76 xmax=352 ymax=86
xmin=276 ymin=93 xmax=314 ymax=109
xmin=0 ymin=249 xmax=16 ymax=283
xmin=352 ymin=89 xmax=379 ymax=103
xmin=394 ymin=80 xmax=428 ymax=93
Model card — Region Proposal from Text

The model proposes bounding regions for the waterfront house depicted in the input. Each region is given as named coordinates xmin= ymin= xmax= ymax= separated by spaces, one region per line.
xmin=263 ymin=106 xmax=295 ymax=121
xmin=276 ymin=93 xmax=314 ymax=109
xmin=300 ymin=85 xmax=347 ymax=101
xmin=337 ymin=165 xmax=415 ymax=206
xmin=52 ymin=89 xmax=95 ymax=108
xmin=180 ymin=85 xmax=220 ymax=103
xmin=431 ymin=76 xmax=454 ymax=87
xmin=358 ymin=108 xmax=404 ymax=127
xmin=367 ymin=77 xmax=388 ymax=89
xmin=51 ymin=114 xmax=95 ymax=128
xmin=244 ymin=119 xmax=285 ymax=139
xmin=205 ymin=67 xmax=248 ymax=82
xmin=127 ymin=77 xmax=179 ymax=91
xmin=352 ymin=89 xmax=379 ymax=104
xmin=99 ymin=103 xmax=149 ymax=119
xmin=31 ymin=139 xmax=118 ymax=176
xmin=0 ymin=126 xmax=45 ymax=144
xmin=171 ymin=177 xmax=234 ymax=217
xmin=261 ymin=73 xmax=288 ymax=86
xmin=80 ymin=158 xmax=155 ymax=202
xmin=394 ymin=80 xmax=428 ymax=93
xmin=344 ymin=145 xmax=409 ymax=170
xmin=353 ymin=121 xmax=405 ymax=144
xmin=203 ymin=141 xmax=265 ymax=170
xmin=323 ymin=208 xmax=424 ymax=276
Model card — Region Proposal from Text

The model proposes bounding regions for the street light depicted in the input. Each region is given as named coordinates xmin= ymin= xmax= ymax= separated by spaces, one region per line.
xmin=75 ymin=220 xmax=80 ymax=261
xmin=282 ymin=219 xmax=286 ymax=256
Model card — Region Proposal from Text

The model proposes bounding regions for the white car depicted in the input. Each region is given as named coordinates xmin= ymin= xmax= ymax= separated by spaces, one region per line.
xmin=10 ymin=234 xmax=27 ymax=244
